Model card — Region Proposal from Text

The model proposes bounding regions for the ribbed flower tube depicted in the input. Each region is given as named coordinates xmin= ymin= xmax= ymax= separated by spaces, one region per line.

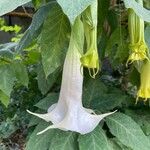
xmin=27 ymin=17 xmax=115 ymax=135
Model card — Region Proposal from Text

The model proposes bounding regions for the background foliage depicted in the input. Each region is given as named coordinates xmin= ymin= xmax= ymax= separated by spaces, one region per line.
xmin=0 ymin=0 xmax=150 ymax=149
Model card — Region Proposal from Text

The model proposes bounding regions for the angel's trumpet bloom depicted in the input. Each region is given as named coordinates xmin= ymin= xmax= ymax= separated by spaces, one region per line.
xmin=137 ymin=60 xmax=150 ymax=102
xmin=80 ymin=0 xmax=100 ymax=78
xmin=127 ymin=0 xmax=149 ymax=64
xmin=27 ymin=17 xmax=115 ymax=135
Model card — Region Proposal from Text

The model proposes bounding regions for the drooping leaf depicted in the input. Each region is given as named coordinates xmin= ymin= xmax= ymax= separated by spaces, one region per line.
xmin=48 ymin=131 xmax=78 ymax=150
xmin=123 ymin=0 xmax=150 ymax=22
xmin=79 ymin=127 xmax=111 ymax=150
xmin=106 ymin=112 xmax=150 ymax=150
xmin=0 ymin=0 xmax=31 ymax=16
xmin=57 ymin=0 xmax=94 ymax=24
xmin=40 ymin=3 xmax=70 ymax=76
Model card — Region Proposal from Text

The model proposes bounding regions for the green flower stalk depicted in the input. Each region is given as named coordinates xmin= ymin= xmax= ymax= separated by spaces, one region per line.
xmin=80 ymin=0 xmax=100 ymax=78
xmin=127 ymin=0 xmax=149 ymax=64
xmin=136 ymin=60 xmax=150 ymax=103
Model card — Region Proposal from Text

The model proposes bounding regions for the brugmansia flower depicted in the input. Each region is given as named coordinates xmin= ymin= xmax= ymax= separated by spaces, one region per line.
xmin=27 ymin=17 xmax=115 ymax=135
xmin=137 ymin=60 xmax=150 ymax=102
xmin=127 ymin=0 xmax=149 ymax=64
xmin=80 ymin=0 xmax=100 ymax=78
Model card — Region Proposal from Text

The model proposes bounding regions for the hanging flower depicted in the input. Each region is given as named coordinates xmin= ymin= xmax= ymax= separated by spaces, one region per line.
xmin=137 ymin=60 xmax=150 ymax=103
xmin=80 ymin=0 xmax=100 ymax=78
xmin=127 ymin=0 xmax=149 ymax=64
xmin=27 ymin=17 xmax=115 ymax=135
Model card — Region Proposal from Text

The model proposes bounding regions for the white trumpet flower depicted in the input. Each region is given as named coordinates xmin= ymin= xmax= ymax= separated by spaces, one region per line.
xmin=27 ymin=17 xmax=115 ymax=135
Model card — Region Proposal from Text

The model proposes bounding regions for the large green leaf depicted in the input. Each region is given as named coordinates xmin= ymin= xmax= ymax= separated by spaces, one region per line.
xmin=123 ymin=0 xmax=150 ymax=22
xmin=106 ymin=113 xmax=150 ymax=150
xmin=57 ymin=0 xmax=93 ymax=24
xmin=78 ymin=127 xmax=111 ymax=150
xmin=25 ymin=122 xmax=55 ymax=150
xmin=48 ymin=131 xmax=77 ymax=150
xmin=0 ymin=0 xmax=31 ymax=16
xmin=40 ymin=3 xmax=70 ymax=77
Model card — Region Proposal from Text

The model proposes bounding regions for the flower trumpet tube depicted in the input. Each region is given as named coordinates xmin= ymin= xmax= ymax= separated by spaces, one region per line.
xmin=137 ymin=60 xmax=150 ymax=102
xmin=80 ymin=0 xmax=100 ymax=78
xmin=127 ymin=0 xmax=149 ymax=64
xmin=27 ymin=17 xmax=115 ymax=135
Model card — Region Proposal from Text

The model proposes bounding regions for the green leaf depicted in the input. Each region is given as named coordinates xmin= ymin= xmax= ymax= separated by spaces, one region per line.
xmin=83 ymin=77 xmax=125 ymax=111
xmin=48 ymin=131 xmax=77 ymax=150
xmin=0 ymin=90 xmax=9 ymax=107
xmin=26 ymin=122 xmax=77 ymax=150
xmin=0 ymin=118 xmax=18 ymax=138
xmin=90 ymin=87 xmax=126 ymax=112
xmin=0 ymin=0 xmax=31 ymax=16
xmin=0 ymin=64 xmax=16 ymax=96
xmin=40 ymin=3 xmax=70 ymax=76
xmin=57 ymin=0 xmax=93 ymax=24
xmin=83 ymin=77 xmax=107 ymax=107
xmin=37 ymin=64 xmax=60 ymax=95
xmin=106 ymin=112 xmax=150 ymax=150
xmin=109 ymin=138 xmax=132 ymax=150
xmin=25 ymin=122 xmax=55 ymax=150
xmin=109 ymin=138 xmax=133 ymax=150
xmin=12 ymin=62 xmax=29 ymax=87
xmin=79 ymin=127 xmax=111 ymax=150
xmin=123 ymin=0 xmax=150 ymax=22
xmin=35 ymin=93 xmax=59 ymax=111
xmin=125 ymin=108 xmax=150 ymax=136
xmin=106 ymin=27 xmax=128 ymax=65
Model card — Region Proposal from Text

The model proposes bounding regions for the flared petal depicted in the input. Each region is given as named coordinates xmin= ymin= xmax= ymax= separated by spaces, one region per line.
xmin=37 ymin=103 xmax=116 ymax=135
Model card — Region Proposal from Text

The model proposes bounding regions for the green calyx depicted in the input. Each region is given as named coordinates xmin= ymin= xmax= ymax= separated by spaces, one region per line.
xmin=127 ymin=41 xmax=149 ymax=64
xmin=80 ymin=48 xmax=99 ymax=78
